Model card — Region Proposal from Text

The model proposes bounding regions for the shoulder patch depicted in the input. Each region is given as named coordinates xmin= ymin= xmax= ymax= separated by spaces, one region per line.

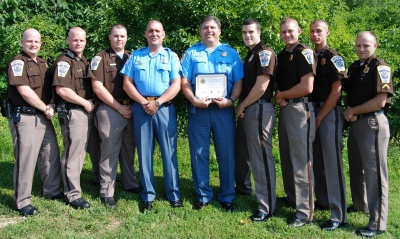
xmin=91 ymin=56 xmax=102 ymax=70
xmin=259 ymin=50 xmax=272 ymax=67
xmin=331 ymin=55 xmax=345 ymax=72
xmin=11 ymin=60 xmax=24 ymax=76
xmin=377 ymin=65 xmax=391 ymax=83
xmin=301 ymin=49 xmax=314 ymax=65
xmin=57 ymin=61 xmax=70 ymax=77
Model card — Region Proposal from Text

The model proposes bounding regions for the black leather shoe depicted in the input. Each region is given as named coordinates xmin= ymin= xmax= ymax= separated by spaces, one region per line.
xmin=169 ymin=200 xmax=183 ymax=208
xmin=101 ymin=197 xmax=117 ymax=210
xmin=140 ymin=200 xmax=153 ymax=212
xmin=287 ymin=216 xmax=311 ymax=227
xmin=220 ymin=201 xmax=234 ymax=212
xmin=124 ymin=186 xmax=143 ymax=194
xmin=67 ymin=198 xmax=90 ymax=209
xmin=235 ymin=187 xmax=252 ymax=196
xmin=46 ymin=192 xmax=65 ymax=201
xmin=18 ymin=204 xmax=39 ymax=216
xmin=356 ymin=228 xmax=385 ymax=237
xmin=320 ymin=220 xmax=346 ymax=231
xmin=249 ymin=210 xmax=272 ymax=222
xmin=193 ymin=201 xmax=208 ymax=210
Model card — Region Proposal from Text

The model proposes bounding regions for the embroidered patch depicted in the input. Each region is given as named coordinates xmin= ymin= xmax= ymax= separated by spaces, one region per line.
xmin=259 ymin=50 xmax=272 ymax=67
xmin=301 ymin=49 xmax=314 ymax=65
xmin=90 ymin=56 xmax=102 ymax=70
xmin=331 ymin=55 xmax=345 ymax=72
xmin=377 ymin=65 xmax=391 ymax=83
xmin=11 ymin=60 xmax=24 ymax=76
xmin=57 ymin=61 xmax=70 ymax=77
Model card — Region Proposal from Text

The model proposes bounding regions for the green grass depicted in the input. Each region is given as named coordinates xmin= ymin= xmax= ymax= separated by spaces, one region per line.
xmin=0 ymin=117 xmax=399 ymax=238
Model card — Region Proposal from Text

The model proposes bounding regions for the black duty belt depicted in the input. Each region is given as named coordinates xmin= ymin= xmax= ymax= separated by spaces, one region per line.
xmin=65 ymin=103 xmax=84 ymax=109
xmin=358 ymin=110 xmax=383 ymax=119
xmin=251 ymin=98 xmax=272 ymax=105
xmin=116 ymin=99 xmax=131 ymax=105
xmin=313 ymin=101 xmax=341 ymax=108
xmin=16 ymin=106 xmax=44 ymax=115
xmin=287 ymin=97 xmax=311 ymax=103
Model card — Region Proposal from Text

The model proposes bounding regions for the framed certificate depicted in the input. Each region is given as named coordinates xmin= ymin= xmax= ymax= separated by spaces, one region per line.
xmin=195 ymin=74 xmax=227 ymax=99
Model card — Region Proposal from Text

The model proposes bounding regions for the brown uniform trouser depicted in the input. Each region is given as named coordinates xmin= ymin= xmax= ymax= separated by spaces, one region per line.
xmin=96 ymin=103 xmax=140 ymax=198
xmin=87 ymin=120 xmax=100 ymax=184
xmin=313 ymin=104 xmax=347 ymax=223
xmin=9 ymin=114 xmax=61 ymax=209
xmin=278 ymin=101 xmax=315 ymax=221
xmin=243 ymin=102 xmax=276 ymax=214
xmin=348 ymin=113 xmax=389 ymax=231
xmin=60 ymin=108 xmax=92 ymax=202
xmin=234 ymin=117 xmax=252 ymax=195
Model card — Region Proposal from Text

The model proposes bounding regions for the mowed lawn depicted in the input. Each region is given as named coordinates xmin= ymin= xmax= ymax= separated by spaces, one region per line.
xmin=0 ymin=117 xmax=399 ymax=238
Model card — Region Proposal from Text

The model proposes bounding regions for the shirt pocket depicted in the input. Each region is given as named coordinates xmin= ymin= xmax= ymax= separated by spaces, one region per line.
xmin=106 ymin=65 xmax=118 ymax=83
xmin=132 ymin=64 xmax=147 ymax=84
xmin=157 ymin=63 xmax=171 ymax=83
xmin=27 ymin=70 xmax=41 ymax=89
xmin=215 ymin=55 xmax=232 ymax=73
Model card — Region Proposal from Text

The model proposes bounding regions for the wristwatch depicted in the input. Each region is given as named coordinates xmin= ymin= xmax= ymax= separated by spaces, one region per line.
xmin=155 ymin=100 xmax=161 ymax=107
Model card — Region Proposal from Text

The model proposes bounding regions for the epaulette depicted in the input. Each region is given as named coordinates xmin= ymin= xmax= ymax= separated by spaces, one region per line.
xmin=262 ymin=45 xmax=269 ymax=50
xmin=66 ymin=49 xmax=76 ymax=59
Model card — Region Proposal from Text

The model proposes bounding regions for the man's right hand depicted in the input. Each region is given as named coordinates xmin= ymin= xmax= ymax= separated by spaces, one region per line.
xmin=84 ymin=99 xmax=95 ymax=113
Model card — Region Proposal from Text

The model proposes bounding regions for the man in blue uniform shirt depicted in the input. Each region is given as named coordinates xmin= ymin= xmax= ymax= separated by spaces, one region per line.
xmin=181 ymin=15 xmax=244 ymax=212
xmin=121 ymin=20 xmax=182 ymax=212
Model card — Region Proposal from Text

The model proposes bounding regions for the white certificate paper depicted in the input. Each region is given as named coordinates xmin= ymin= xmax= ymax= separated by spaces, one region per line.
xmin=195 ymin=74 xmax=227 ymax=99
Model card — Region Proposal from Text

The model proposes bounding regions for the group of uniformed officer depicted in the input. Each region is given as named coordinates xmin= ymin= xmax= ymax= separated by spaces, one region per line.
xmin=5 ymin=15 xmax=392 ymax=238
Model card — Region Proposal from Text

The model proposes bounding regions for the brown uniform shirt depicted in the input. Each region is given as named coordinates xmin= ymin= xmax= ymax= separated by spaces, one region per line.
xmin=312 ymin=45 xmax=347 ymax=103
xmin=242 ymin=41 xmax=277 ymax=100
xmin=276 ymin=42 xmax=317 ymax=93
xmin=344 ymin=55 xmax=393 ymax=107
xmin=90 ymin=48 xmax=130 ymax=99
xmin=52 ymin=49 xmax=94 ymax=100
xmin=6 ymin=51 xmax=53 ymax=106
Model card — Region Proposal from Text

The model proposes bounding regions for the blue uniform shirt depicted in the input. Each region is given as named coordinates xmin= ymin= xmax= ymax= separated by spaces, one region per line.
xmin=120 ymin=47 xmax=180 ymax=96
xmin=181 ymin=42 xmax=244 ymax=96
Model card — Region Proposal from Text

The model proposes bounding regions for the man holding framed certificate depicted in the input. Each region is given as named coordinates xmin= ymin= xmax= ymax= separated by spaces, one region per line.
xmin=181 ymin=15 xmax=243 ymax=212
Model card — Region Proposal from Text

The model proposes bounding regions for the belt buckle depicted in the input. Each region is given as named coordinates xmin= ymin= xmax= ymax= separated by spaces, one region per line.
xmin=122 ymin=99 xmax=130 ymax=105
xmin=146 ymin=97 xmax=156 ymax=101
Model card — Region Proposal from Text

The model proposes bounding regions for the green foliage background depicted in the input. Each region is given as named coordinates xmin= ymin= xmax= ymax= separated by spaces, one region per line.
xmin=1 ymin=0 xmax=399 ymax=136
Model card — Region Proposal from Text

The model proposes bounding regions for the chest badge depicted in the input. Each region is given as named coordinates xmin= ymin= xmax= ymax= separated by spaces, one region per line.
xmin=162 ymin=57 xmax=168 ymax=64
xmin=289 ymin=54 xmax=293 ymax=61
xmin=363 ymin=65 xmax=369 ymax=73
xmin=135 ymin=60 xmax=142 ymax=66
xmin=221 ymin=52 xmax=227 ymax=57
xmin=321 ymin=58 xmax=326 ymax=65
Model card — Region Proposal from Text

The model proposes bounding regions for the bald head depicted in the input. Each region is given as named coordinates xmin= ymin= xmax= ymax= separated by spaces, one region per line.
xmin=355 ymin=31 xmax=377 ymax=62
xmin=357 ymin=31 xmax=377 ymax=43
xmin=67 ymin=27 xmax=86 ymax=57
xmin=280 ymin=18 xmax=299 ymax=28
xmin=21 ymin=28 xmax=42 ymax=59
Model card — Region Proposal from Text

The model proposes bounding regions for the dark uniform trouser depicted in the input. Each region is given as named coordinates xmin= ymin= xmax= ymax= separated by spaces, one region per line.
xmin=278 ymin=101 xmax=315 ymax=221
xmin=313 ymin=105 xmax=347 ymax=223
xmin=96 ymin=103 xmax=140 ymax=197
xmin=61 ymin=108 xmax=92 ymax=202
xmin=348 ymin=114 xmax=389 ymax=231
xmin=87 ymin=117 xmax=100 ymax=183
xmin=243 ymin=103 xmax=276 ymax=214
xmin=234 ymin=118 xmax=252 ymax=195
xmin=9 ymin=114 xmax=61 ymax=209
